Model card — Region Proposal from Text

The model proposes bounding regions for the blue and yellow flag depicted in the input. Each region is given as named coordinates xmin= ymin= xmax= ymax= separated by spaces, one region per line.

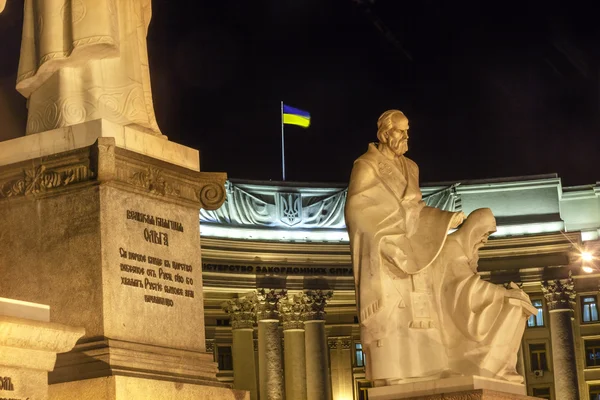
xmin=283 ymin=104 xmax=311 ymax=128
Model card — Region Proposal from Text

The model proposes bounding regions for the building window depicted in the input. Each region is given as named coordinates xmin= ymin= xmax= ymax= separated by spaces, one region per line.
xmin=582 ymin=296 xmax=599 ymax=323
xmin=216 ymin=319 xmax=230 ymax=326
xmin=527 ymin=300 xmax=544 ymax=327
xmin=585 ymin=340 xmax=600 ymax=368
xmin=217 ymin=346 xmax=233 ymax=371
xmin=355 ymin=342 xmax=365 ymax=367
xmin=590 ymin=385 xmax=600 ymax=400
xmin=529 ymin=343 xmax=548 ymax=371
xmin=532 ymin=387 xmax=551 ymax=399
xmin=354 ymin=342 xmax=365 ymax=367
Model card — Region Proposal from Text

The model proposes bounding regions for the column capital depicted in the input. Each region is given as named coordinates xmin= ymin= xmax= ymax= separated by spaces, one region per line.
xmin=542 ymin=276 xmax=576 ymax=311
xmin=279 ymin=294 xmax=308 ymax=330
xmin=302 ymin=290 xmax=333 ymax=321
xmin=222 ymin=294 xmax=257 ymax=329
xmin=256 ymin=288 xmax=287 ymax=321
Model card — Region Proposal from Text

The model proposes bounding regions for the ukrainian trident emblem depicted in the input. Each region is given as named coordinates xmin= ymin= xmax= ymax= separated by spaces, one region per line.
xmin=276 ymin=192 xmax=303 ymax=226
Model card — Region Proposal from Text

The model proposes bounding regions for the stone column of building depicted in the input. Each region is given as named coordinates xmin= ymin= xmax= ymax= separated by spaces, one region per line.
xmin=222 ymin=295 xmax=259 ymax=400
xmin=279 ymin=293 xmax=308 ymax=400
xmin=542 ymin=276 xmax=580 ymax=400
xmin=256 ymin=288 xmax=287 ymax=400
xmin=303 ymin=290 xmax=333 ymax=400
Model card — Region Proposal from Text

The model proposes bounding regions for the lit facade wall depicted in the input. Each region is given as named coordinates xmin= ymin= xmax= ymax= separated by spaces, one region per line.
xmin=200 ymin=175 xmax=600 ymax=400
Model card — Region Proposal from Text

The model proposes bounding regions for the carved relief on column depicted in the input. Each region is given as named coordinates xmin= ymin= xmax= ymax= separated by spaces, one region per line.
xmin=542 ymin=276 xmax=576 ymax=311
xmin=303 ymin=290 xmax=333 ymax=321
xmin=278 ymin=294 xmax=308 ymax=330
xmin=222 ymin=294 xmax=258 ymax=329
xmin=256 ymin=289 xmax=287 ymax=321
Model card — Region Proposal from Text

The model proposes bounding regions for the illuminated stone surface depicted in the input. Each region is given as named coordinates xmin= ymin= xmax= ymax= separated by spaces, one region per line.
xmin=368 ymin=376 xmax=539 ymax=399
xmin=0 ymin=299 xmax=83 ymax=400
xmin=0 ymin=135 xmax=229 ymax=399
xmin=48 ymin=375 xmax=249 ymax=400
xmin=17 ymin=0 xmax=163 ymax=136
xmin=345 ymin=110 xmax=535 ymax=392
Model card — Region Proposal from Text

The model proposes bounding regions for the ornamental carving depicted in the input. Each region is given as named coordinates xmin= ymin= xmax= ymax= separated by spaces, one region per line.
xmin=327 ymin=339 xmax=338 ymax=350
xmin=130 ymin=167 xmax=180 ymax=197
xmin=302 ymin=290 xmax=333 ymax=321
xmin=278 ymin=294 xmax=307 ymax=330
xmin=205 ymin=340 xmax=215 ymax=353
xmin=222 ymin=294 xmax=257 ymax=329
xmin=256 ymin=288 xmax=287 ymax=321
xmin=0 ymin=164 xmax=94 ymax=198
xmin=200 ymin=180 xmax=459 ymax=230
xmin=197 ymin=179 xmax=227 ymax=211
xmin=340 ymin=338 xmax=352 ymax=350
xmin=542 ymin=275 xmax=576 ymax=311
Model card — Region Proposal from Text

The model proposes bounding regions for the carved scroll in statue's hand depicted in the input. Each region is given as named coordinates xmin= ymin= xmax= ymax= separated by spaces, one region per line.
xmin=449 ymin=211 xmax=467 ymax=229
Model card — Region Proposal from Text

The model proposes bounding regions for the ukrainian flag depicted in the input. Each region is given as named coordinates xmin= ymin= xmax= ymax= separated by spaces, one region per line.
xmin=283 ymin=104 xmax=311 ymax=128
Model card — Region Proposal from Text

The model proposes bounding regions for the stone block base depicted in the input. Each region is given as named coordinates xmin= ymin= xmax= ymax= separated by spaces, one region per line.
xmin=368 ymin=376 xmax=541 ymax=400
xmin=370 ymin=389 xmax=541 ymax=399
xmin=49 ymin=376 xmax=249 ymax=400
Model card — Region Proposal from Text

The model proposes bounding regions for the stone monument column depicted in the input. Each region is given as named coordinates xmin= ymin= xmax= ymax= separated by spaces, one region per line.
xmin=304 ymin=290 xmax=333 ymax=400
xmin=279 ymin=294 xmax=308 ymax=400
xmin=256 ymin=289 xmax=286 ymax=400
xmin=222 ymin=295 xmax=259 ymax=400
xmin=542 ymin=276 xmax=580 ymax=400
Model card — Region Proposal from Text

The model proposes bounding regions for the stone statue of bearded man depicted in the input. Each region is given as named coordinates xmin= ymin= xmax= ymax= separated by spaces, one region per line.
xmin=345 ymin=110 xmax=465 ymax=385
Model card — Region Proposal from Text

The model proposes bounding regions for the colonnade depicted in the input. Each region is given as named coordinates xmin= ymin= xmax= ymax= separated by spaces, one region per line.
xmin=222 ymin=289 xmax=333 ymax=400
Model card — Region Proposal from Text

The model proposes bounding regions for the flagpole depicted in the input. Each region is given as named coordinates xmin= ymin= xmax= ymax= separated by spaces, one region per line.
xmin=281 ymin=101 xmax=286 ymax=181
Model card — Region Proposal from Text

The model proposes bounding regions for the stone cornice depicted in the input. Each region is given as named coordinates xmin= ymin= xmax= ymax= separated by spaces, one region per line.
xmin=0 ymin=138 xmax=227 ymax=211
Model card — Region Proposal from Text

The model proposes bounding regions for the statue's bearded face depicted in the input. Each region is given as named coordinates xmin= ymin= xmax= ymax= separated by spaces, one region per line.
xmin=385 ymin=117 xmax=410 ymax=156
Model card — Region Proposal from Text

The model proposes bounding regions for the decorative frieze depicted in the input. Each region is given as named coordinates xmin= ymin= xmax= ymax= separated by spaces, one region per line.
xmin=222 ymin=294 xmax=257 ymax=329
xmin=0 ymin=164 xmax=94 ymax=198
xmin=256 ymin=288 xmax=287 ymax=321
xmin=327 ymin=337 xmax=351 ymax=351
xmin=0 ymin=139 xmax=227 ymax=211
xmin=129 ymin=167 xmax=180 ymax=197
xmin=302 ymin=290 xmax=333 ymax=321
xmin=542 ymin=275 xmax=576 ymax=311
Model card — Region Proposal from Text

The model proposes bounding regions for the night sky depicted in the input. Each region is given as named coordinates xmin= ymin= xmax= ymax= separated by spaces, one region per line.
xmin=1 ymin=0 xmax=599 ymax=186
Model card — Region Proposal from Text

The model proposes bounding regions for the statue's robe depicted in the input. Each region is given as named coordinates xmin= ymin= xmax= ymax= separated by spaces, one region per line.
xmin=430 ymin=208 xmax=533 ymax=382
xmin=345 ymin=143 xmax=457 ymax=382
xmin=17 ymin=0 xmax=161 ymax=135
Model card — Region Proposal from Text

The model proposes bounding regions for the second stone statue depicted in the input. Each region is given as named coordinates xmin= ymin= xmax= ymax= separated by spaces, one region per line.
xmin=344 ymin=110 xmax=536 ymax=389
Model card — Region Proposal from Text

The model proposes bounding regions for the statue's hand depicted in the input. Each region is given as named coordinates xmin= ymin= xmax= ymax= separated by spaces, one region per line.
xmin=450 ymin=211 xmax=466 ymax=229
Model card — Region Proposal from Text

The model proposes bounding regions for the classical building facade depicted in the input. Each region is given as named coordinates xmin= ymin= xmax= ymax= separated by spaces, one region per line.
xmin=200 ymin=174 xmax=600 ymax=400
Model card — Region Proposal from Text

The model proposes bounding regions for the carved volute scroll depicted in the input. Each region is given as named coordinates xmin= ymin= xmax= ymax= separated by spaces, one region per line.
xmin=196 ymin=177 xmax=227 ymax=210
